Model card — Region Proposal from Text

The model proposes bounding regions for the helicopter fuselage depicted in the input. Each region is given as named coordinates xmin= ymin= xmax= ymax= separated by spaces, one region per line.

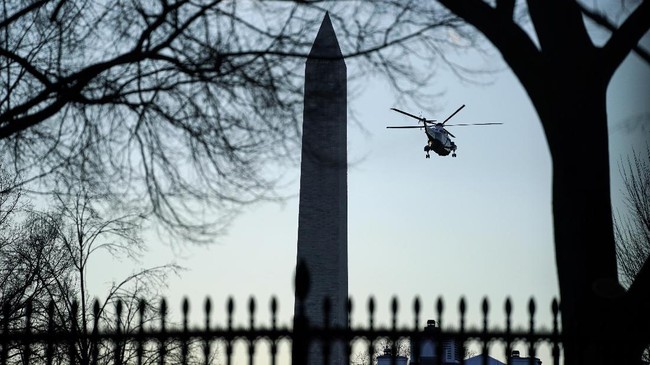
xmin=424 ymin=123 xmax=456 ymax=158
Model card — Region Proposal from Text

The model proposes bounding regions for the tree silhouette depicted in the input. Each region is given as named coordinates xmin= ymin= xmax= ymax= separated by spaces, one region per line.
xmin=0 ymin=167 xmax=183 ymax=364
xmin=615 ymin=145 xmax=650 ymax=289
xmin=430 ymin=1 xmax=650 ymax=364
xmin=0 ymin=1 xmax=467 ymax=243
xmin=614 ymin=145 xmax=650 ymax=363
xmin=0 ymin=176 xmax=71 ymax=364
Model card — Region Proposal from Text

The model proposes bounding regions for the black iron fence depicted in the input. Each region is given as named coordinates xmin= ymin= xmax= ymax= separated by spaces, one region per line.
xmin=0 ymin=296 xmax=562 ymax=365
xmin=1 ymin=267 xmax=563 ymax=365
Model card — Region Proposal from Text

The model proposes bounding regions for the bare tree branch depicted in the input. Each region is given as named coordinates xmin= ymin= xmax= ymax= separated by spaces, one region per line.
xmin=602 ymin=0 xmax=650 ymax=76
xmin=0 ymin=0 xmax=470 ymax=243
xmin=577 ymin=1 xmax=650 ymax=66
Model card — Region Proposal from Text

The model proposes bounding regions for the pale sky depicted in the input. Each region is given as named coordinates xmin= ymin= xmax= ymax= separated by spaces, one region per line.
xmin=84 ymin=7 xmax=650 ymax=365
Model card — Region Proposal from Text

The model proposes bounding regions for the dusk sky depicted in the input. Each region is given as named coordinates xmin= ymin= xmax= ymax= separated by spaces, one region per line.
xmin=84 ymin=5 xmax=649 ymax=364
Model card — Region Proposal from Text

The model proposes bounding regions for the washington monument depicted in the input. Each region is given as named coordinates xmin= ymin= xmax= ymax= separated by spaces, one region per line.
xmin=294 ymin=12 xmax=348 ymax=365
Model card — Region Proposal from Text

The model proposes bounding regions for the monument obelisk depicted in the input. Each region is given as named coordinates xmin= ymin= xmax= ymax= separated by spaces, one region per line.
xmin=294 ymin=12 xmax=347 ymax=365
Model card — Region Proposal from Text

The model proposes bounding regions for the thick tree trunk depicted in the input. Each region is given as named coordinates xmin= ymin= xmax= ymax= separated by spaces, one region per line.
xmin=540 ymin=68 xmax=642 ymax=364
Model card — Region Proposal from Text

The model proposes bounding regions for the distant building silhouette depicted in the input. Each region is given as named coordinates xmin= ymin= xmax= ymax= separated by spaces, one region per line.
xmin=464 ymin=350 xmax=542 ymax=365
xmin=294 ymin=12 xmax=347 ymax=365
xmin=410 ymin=320 xmax=461 ymax=365
xmin=408 ymin=321 xmax=542 ymax=365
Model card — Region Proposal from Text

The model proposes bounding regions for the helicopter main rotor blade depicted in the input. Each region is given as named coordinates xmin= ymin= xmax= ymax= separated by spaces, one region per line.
xmin=386 ymin=126 xmax=425 ymax=129
xmin=444 ymin=122 xmax=503 ymax=126
xmin=441 ymin=104 xmax=466 ymax=125
xmin=390 ymin=108 xmax=435 ymax=122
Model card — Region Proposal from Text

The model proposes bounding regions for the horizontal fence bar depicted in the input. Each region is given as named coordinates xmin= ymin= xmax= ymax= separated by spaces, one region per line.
xmin=0 ymin=327 xmax=561 ymax=344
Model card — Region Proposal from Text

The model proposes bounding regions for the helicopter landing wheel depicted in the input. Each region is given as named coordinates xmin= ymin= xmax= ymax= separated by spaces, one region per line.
xmin=425 ymin=154 xmax=430 ymax=159
xmin=452 ymin=153 xmax=457 ymax=157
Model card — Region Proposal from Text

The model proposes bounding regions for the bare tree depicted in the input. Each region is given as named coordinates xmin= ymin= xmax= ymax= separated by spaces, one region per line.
xmin=1 ymin=166 xmax=73 ymax=363
xmin=45 ymin=185 xmax=182 ymax=365
xmin=614 ymin=145 xmax=650 ymax=363
xmin=0 ymin=190 xmax=72 ymax=364
xmin=0 ymin=166 xmax=183 ymax=364
xmin=0 ymin=1 xmax=470 ymax=243
xmin=615 ymin=144 xmax=650 ymax=289
xmin=352 ymin=338 xmax=410 ymax=365
xmin=1 ymin=167 xmax=63 ymax=316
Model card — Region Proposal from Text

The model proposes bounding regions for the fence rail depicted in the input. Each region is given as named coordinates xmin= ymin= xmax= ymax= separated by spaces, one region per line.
xmin=1 ymin=293 xmax=563 ymax=365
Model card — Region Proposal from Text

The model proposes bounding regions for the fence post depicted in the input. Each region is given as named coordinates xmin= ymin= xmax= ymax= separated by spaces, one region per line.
xmin=292 ymin=260 xmax=310 ymax=365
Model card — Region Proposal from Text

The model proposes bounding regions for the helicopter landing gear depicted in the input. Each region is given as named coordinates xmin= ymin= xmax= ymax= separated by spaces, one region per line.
xmin=426 ymin=154 xmax=430 ymax=158
xmin=424 ymin=145 xmax=431 ymax=158
xmin=452 ymin=153 xmax=457 ymax=157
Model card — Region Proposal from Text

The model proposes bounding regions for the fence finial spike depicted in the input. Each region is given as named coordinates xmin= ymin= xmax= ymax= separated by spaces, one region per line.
xmin=116 ymin=299 xmax=123 ymax=316
xmin=93 ymin=298 xmax=100 ymax=316
xmin=413 ymin=296 xmax=421 ymax=314
xmin=368 ymin=296 xmax=375 ymax=329
xmin=528 ymin=297 xmax=536 ymax=316
xmin=183 ymin=297 xmax=190 ymax=330
xmin=436 ymin=296 xmax=444 ymax=328
xmin=249 ymin=296 xmax=256 ymax=329
xmin=294 ymin=259 xmax=310 ymax=301
xmin=183 ymin=297 xmax=190 ymax=315
xmin=528 ymin=297 xmax=536 ymax=333
xmin=270 ymin=296 xmax=278 ymax=315
xmin=391 ymin=296 xmax=399 ymax=330
xmin=413 ymin=296 xmax=421 ymax=330
xmin=160 ymin=298 xmax=168 ymax=332
xmin=482 ymin=297 xmax=489 ymax=315
xmin=227 ymin=297 xmax=234 ymax=330
xmin=138 ymin=299 xmax=146 ymax=317
xmin=204 ymin=297 xmax=212 ymax=316
xmin=270 ymin=296 xmax=278 ymax=329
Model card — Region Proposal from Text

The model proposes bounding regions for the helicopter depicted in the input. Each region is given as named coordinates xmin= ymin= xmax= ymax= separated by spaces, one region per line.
xmin=387 ymin=104 xmax=502 ymax=158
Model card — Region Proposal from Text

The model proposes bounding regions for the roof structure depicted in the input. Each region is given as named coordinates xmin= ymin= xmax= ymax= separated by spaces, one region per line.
xmin=464 ymin=355 xmax=506 ymax=365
